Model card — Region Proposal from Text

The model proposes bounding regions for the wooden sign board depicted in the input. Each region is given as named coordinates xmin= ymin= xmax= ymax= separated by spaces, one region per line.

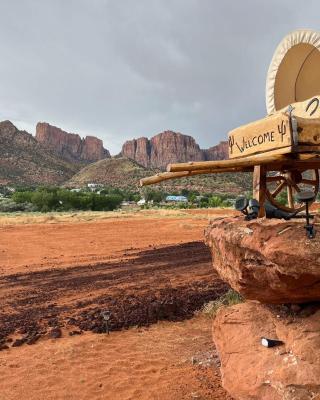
xmin=278 ymin=96 xmax=320 ymax=119
xmin=228 ymin=113 xmax=292 ymax=159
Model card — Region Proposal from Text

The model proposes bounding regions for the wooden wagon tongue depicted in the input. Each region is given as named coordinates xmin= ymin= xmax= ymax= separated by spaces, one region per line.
xmin=140 ymin=29 xmax=320 ymax=221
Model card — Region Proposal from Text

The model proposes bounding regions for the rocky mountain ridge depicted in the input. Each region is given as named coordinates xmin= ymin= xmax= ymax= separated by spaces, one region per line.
xmin=33 ymin=123 xmax=229 ymax=171
xmin=0 ymin=121 xmax=78 ymax=185
xmin=0 ymin=120 xmax=232 ymax=187
xmin=36 ymin=122 xmax=110 ymax=164
xmin=121 ymin=131 xmax=228 ymax=170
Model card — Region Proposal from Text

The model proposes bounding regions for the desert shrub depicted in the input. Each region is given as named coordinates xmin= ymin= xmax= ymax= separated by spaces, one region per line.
xmin=143 ymin=188 xmax=166 ymax=203
xmin=199 ymin=197 xmax=209 ymax=208
xmin=100 ymin=188 xmax=140 ymax=202
xmin=208 ymin=195 xmax=231 ymax=208
xmin=177 ymin=202 xmax=189 ymax=209
xmin=31 ymin=191 xmax=58 ymax=211
xmin=0 ymin=199 xmax=37 ymax=212
xmin=200 ymin=289 xmax=243 ymax=319
xmin=277 ymin=191 xmax=288 ymax=206
xmin=91 ymin=194 xmax=123 ymax=211
xmin=11 ymin=188 xmax=123 ymax=212
xmin=12 ymin=191 xmax=33 ymax=203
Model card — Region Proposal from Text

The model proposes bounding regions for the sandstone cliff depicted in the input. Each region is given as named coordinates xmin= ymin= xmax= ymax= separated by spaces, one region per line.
xmin=0 ymin=120 xmax=78 ymax=185
xmin=203 ymin=141 xmax=229 ymax=161
xmin=36 ymin=122 xmax=110 ymax=164
xmin=121 ymin=131 xmax=228 ymax=169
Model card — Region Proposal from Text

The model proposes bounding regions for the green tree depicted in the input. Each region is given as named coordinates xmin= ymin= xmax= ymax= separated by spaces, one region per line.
xmin=208 ymin=196 xmax=223 ymax=208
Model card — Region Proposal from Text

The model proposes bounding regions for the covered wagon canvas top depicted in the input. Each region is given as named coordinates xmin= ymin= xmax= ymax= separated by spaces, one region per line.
xmin=266 ymin=29 xmax=320 ymax=115
xmin=228 ymin=29 xmax=320 ymax=159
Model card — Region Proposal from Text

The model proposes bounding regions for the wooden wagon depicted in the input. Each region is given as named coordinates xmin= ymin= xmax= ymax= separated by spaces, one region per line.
xmin=140 ymin=30 xmax=320 ymax=217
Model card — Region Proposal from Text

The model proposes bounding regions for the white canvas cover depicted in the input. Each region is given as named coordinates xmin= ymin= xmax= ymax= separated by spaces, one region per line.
xmin=266 ymin=29 xmax=320 ymax=114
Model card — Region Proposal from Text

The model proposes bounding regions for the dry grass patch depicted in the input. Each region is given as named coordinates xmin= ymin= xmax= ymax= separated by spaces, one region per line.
xmin=0 ymin=207 xmax=236 ymax=226
xmin=200 ymin=289 xmax=243 ymax=319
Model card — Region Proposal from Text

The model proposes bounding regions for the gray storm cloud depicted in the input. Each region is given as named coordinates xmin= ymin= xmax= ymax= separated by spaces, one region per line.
xmin=0 ymin=0 xmax=319 ymax=154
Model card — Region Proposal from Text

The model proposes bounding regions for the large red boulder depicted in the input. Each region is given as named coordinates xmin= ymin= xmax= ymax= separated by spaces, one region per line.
xmin=204 ymin=217 xmax=320 ymax=303
xmin=213 ymin=301 xmax=320 ymax=400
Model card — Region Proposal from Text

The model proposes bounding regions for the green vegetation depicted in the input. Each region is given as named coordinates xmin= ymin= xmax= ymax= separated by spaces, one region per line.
xmin=0 ymin=198 xmax=37 ymax=212
xmin=6 ymin=187 xmax=123 ymax=212
xmin=200 ymin=289 xmax=243 ymax=319
xmin=0 ymin=184 xmax=238 ymax=213
xmin=276 ymin=190 xmax=289 ymax=206
xmin=142 ymin=188 xmax=234 ymax=208
xmin=143 ymin=188 xmax=166 ymax=203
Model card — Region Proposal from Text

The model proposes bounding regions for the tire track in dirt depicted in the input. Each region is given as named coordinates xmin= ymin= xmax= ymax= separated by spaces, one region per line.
xmin=0 ymin=241 xmax=228 ymax=349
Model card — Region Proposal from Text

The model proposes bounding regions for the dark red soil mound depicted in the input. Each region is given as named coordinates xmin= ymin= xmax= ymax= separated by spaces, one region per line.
xmin=0 ymin=242 xmax=228 ymax=348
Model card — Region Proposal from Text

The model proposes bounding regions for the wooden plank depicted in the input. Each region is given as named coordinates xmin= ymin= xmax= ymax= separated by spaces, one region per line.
xmin=295 ymin=117 xmax=320 ymax=146
xmin=287 ymin=186 xmax=294 ymax=209
xmin=253 ymin=165 xmax=266 ymax=217
xmin=228 ymin=113 xmax=292 ymax=159
xmin=265 ymin=162 xmax=320 ymax=172
xmin=140 ymin=171 xmax=195 ymax=186
xmin=140 ymin=166 xmax=253 ymax=186
xmin=167 ymin=153 xmax=289 ymax=173
xmin=296 ymin=153 xmax=320 ymax=160
xmin=293 ymin=145 xmax=320 ymax=154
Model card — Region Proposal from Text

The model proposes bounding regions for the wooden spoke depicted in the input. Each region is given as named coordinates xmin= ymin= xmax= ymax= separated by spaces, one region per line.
xmin=272 ymin=181 xmax=286 ymax=197
xmin=253 ymin=165 xmax=266 ymax=217
xmin=292 ymin=183 xmax=301 ymax=192
xmin=301 ymin=178 xmax=318 ymax=185
xmin=287 ymin=186 xmax=294 ymax=208
xmin=266 ymin=169 xmax=319 ymax=213
xmin=266 ymin=175 xmax=285 ymax=182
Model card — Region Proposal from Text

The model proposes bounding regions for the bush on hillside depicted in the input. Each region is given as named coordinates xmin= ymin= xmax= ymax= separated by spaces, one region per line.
xmin=12 ymin=188 xmax=122 ymax=212
xmin=0 ymin=199 xmax=37 ymax=212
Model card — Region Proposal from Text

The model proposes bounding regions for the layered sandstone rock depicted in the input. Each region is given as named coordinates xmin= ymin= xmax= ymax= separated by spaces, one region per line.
xmin=150 ymin=131 xmax=204 ymax=169
xmin=204 ymin=217 xmax=320 ymax=303
xmin=36 ymin=122 xmax=110 ymax=163
xmin=213 ymin=301 xmax=320 ymax=400
xmin=203 ymin=141 xmax=229 ymax=161
xmin=121 ymin=137 xmax=150 ymax=167
xmin=121 ymin=131 xmax=228 ymax=169
xmin=0 ymin=120 xmax=78 ymax=185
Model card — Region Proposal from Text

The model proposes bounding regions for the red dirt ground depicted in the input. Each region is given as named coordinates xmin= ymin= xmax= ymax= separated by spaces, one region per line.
xmin=0 ymin=210 xmax=234 ymax=399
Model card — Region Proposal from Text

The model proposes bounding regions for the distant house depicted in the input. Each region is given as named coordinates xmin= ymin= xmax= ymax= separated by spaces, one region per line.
xmin=137 ymin=198 xmax=146 ymax=206
xmin=87 ymin=183 xmax=103 ymax=192
xmin=70 ymin=188 xmax=81 ymax=193
xmin=165 ymin=195 xmax=188 ymax=203
xmin=121 ymin=200 xmax=139 ymax=209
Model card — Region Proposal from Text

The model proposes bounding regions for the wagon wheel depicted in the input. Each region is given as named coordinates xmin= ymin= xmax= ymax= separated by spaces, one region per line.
xmin=265 ymin=169 xmax=319 ymax=213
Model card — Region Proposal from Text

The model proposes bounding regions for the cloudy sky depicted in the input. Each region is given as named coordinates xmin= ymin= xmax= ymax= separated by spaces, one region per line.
xmin=0 ymin=0 xmax=319 ymax=154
